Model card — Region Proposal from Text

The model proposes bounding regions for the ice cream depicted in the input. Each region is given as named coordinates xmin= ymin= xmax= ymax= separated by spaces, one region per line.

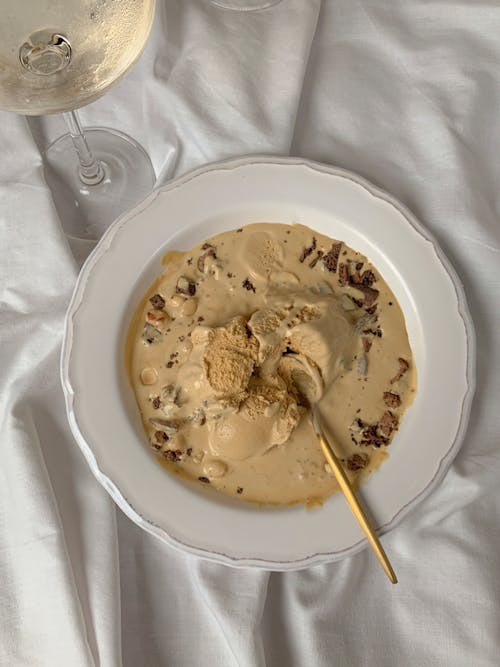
xmin=126 ymin=223 xmax=416 ymax=505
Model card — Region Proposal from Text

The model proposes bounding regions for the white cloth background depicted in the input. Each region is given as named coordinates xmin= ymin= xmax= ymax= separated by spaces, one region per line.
xmin=1 ymin=1 xmax=499 ymax=665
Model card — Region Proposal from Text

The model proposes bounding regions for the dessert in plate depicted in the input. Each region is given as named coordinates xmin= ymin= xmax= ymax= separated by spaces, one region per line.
xmin=127 ymin=223 xmax=416 ymax=505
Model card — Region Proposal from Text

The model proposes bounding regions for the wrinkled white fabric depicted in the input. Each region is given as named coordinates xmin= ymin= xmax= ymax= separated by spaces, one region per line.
xmin=1 ymin=1 xmax=499 ymax=665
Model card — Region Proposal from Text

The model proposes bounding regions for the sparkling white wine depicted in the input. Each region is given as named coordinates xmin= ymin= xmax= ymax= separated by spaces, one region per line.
xmin=0 ymin=0 xmax=155 ymax=115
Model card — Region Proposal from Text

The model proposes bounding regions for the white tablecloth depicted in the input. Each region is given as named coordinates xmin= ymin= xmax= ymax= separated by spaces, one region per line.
xmin=2 ymin=1 xmax=499 ymax=665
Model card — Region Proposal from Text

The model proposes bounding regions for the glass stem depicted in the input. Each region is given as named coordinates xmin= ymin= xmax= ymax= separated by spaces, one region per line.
xmin=63 ymin=111 xmax=105 ymax=186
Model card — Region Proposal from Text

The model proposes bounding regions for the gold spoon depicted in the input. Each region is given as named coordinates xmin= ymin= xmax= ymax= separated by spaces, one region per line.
xmin=283 ymin=354 xmax=398 ymax=584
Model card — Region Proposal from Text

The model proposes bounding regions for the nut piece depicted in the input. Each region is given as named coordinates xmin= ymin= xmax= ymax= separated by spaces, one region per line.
xmin=140 ymin=367 xmax=158 ymax=385
xmin=146 ymin=310 xmax=168 ymax=326
xmin=148 ymin=417 xmax=180 ymax=434
xmin=181 ymin=298 xmax=198 ymax=317
xmin=203 ymin=459 xmax=228 ymax=479
xmin=142 ymin=323 xmax=162 ymax=345
xmin=192 ymin=450 xmax=205 ymax=464
xmin=176 ymin=276 xmax=196 ymax=296
xmin=169 ymin=294 xmax=185 ymax=308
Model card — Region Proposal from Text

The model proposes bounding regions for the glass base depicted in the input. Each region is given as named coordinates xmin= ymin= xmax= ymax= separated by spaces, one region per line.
xmin=44 ymin=128 xmax=155 ymax=244
xmin=208 ymin=0 xmax=281 ymax=10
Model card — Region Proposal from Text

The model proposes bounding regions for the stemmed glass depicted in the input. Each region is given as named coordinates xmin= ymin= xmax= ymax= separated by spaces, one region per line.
xmin=1 ymin=0 xmax=157 ymax=242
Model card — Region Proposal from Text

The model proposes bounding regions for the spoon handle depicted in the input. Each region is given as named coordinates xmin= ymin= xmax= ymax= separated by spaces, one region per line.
xmin=318 ymin=432 xmax=398 ymax=584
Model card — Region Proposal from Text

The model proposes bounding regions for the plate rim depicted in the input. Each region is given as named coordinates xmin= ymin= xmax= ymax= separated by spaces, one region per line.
xmin=61 ymin=155 xmax=476 ymax=570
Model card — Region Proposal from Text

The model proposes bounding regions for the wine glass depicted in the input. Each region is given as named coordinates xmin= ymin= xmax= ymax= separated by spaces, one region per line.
xmin=208 ymin=0 xmax=282 ymax=10
xmin=1 ymin=0 xmax=157 ymax=243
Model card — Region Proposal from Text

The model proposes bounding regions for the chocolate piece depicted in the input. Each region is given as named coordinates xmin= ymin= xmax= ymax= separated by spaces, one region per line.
xmin=390 ymin=357 xmax=410 ymax=384
xmin=338 ymin=263 xmax=349 ymax=286
xmin=383 ymin=391 xmax=401 ymax=408
xmin=353 ymin=284 xmax=379 ymax=307
xmin=152 ymin=396 xmax=162 ymax=409
xmin=242 ymin=278 xmax=256 ymax=292
xmin=299 ymin=237 xmax=317 ymax=263
xmin=176 ymin=276 xmax=196 ymax=296
xmin=197 ymin=246 xmax=217 ymax=272
xmin=322 ymin=242 xmax=343 ymax=272
xmin=198 ymin=476 xmax=210 ymax=483
xmin=346 ymin=453 xmax=368 ymax=471
xmin=362 ymin=337 xmax=372 ymax=353
xmin=360 ymin=424 xmax=388 ymax=448
xmin=149 ymin=293 xmax=165 ymax=310
xmin=237 ymin=487 xmax=244 ymax=494
xmin=154 ymin=430 xmax=169 ymax=443
xmin=361 ymin=270 xmax=376 ymax=286
xmin=163 ymin=449 xmax=183 ymax=462
xmin=379 ymin=411 xmax=399 ymax=437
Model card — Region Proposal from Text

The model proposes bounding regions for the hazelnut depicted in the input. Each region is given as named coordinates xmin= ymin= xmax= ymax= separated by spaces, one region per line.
xmin=181 ymin=298 xmax=198 ymax=317
xmin=203 ymin=459 xmax=228 ymax=479
xmin=140 ymin=367 xmax=158 ymax=385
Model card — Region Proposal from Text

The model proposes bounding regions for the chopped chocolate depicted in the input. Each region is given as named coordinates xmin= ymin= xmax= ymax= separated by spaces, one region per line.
xmin=352 ymin=284 xmax=379 ymax=307
xmin=154 ymin=430 xmax=169 ymax=443
xmin=227 ymin=272 xmax=234 ymax=278
xmin=352 ymin=298 xmax=364 ymax=308
xmin=186 ymin=448 xmax=193 ymax=457
xmin=309 ymin=250 xmax=324 ymax=268
xmin=197 ymin=246 xmax=217 ymax=272
xmin=299 ymin=237 xmax=317 ymax=263
xmin=242 ymin=278 xmax=256 ymax=292
xmin=362 ymin=337 xmax=372 ymax=353
xmin=346 ymin=453 xmax=369 ymax=471
xmin=360 ymin=423 xmax=388 ymax=448
xmin=149 ymin=293 xmax=165 ymax=310
xmin=361 ymin=270 xmax=376 ymax=286
xmin=197 ymin=316 xmax=205 ymax=322
xmin=166 ymin=361 xmax=174 ymax=368
xmin=151 ymin=442 xmax=162 ymax=451
xmin=187 ymin=257 xmax=193 ymax=265
xmin=237 ymin=487 xmax=244 ymax=494
xmin=176 ymin=276 xmax=196 ymax=296
xmin=322 ymin=242 xmax=343 ymax=272
xmin=363 ymin=328 xmax=383 ymax=338
xmin=379 ymin=411 xmax=399 ymax=437
xmin=198 ymin=476 xmax=210 ymax=483
xmin=163 ymin=449 xmax=183 ymax=462
xmin=383 ymin=391 xmax=401 ymax=408
xmin=390 ymin=357 xmax=410 ymax=384
xmin=236 ymin=228 xmax=243 ymax=232
xmin=338 ymin=263 xmax=349 ymax=286
xmin=152 ymin=396 xmax=162 ymax=410
xmin=365 ymin=305 xmax=377 ymax=315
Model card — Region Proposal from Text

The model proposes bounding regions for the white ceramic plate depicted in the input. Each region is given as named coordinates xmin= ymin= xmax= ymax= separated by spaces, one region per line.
xmin=61 ymin=156 xmax=475 ymax=570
